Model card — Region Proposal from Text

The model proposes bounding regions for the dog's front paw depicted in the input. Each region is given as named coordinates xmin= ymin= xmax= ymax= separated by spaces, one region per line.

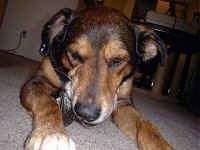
xmin=25 ymin=130 xmax=75 ymax=150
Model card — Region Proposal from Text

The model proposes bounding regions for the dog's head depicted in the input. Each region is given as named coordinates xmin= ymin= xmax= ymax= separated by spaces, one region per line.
xmin=40 ymin=6 xmax=166 ymax=125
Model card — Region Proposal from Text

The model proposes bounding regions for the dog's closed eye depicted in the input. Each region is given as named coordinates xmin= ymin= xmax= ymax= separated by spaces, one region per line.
xmin=67 ymin=51 xmax=84 ymax=66
xmin=107 ymin=57 xmax=126 ymax=68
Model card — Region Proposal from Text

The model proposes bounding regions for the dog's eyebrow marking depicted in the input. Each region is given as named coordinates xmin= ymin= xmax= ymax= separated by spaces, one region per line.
xmin=103 ymin=39 xmax=129 ymax=60
xmin=68 ymin=35 xmax=93 ymax=59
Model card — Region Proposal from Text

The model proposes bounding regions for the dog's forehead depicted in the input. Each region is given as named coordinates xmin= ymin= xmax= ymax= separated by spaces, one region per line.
xmin=68 ymin=33 xmax=128 ymax=59
xmin=66 ymin=7 xmax=134 ymax=59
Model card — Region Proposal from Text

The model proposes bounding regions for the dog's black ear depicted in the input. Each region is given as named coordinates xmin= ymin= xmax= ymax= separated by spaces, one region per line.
xmin=39 ymin=8 xmax=74 ymax=56
xmin=133 ymin=25 xmax=167 ymax=66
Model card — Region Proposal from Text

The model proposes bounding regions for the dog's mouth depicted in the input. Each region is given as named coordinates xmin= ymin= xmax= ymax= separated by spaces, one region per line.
xmin=72 ymin=93 xmax=118 ymax=126
xmin=72 ymin=106 xmax=112 ymax=127
xmin=73 ymin=113 xmax=98 ymax=127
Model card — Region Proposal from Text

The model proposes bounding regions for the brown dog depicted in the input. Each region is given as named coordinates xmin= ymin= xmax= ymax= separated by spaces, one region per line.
xmin=20 ymin=4 xmax=173 ymax=150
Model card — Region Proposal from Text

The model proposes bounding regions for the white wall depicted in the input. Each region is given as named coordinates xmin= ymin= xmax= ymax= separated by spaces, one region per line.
xmin=0 ymin=0 xmax=78 ymax=60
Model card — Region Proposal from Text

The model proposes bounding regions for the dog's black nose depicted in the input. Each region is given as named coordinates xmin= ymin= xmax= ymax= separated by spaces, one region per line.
xmin=74 ymin=103 xmax=100 ymax=122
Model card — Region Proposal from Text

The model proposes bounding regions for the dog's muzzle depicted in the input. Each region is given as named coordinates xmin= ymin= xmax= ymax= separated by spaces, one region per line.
xmin=72 ymin=93 xmax=118 ymax=126
xmin=55 ymin=80 xmax=118 ymax=126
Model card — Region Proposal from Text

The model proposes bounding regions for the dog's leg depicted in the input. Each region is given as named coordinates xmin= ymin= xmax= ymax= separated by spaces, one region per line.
xmin=20 ymin=59 xmax=75 ymax=150
xmin=112 ymin=105 xmax=172 ymax=150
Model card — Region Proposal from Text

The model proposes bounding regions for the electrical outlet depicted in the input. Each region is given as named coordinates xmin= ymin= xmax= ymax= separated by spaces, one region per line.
xmin=22 ymin=30 xmax=27 ymax=38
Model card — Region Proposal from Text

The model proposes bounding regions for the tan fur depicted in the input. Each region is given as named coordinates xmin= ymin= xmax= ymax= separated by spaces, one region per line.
xmin=39 ymin=58 xmax=62 ymax=88
xmin=137 ymin=119 xmax=172 ymax=150
xmin=117 ymin=77 xmax=133 ymax=100
xmin=68 ymin=35 xmax=93 ymax=59
xmin=143 ymin=39 xmax=158 ymax=61
xmin=112 ymin=105 xmax=173 ymax=150
xmin=112 ymin=105 xmax=140 ymax=141
xmin=104 ymin=39 xmax=129 ymax=60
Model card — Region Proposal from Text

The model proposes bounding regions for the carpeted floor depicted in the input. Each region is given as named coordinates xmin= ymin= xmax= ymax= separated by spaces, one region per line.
xmin=0 ymin=51 xmax=199 ymax=150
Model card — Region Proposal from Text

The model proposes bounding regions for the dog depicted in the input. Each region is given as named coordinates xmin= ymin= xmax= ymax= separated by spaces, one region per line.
xmin=20 ymin=3 xmax=173 ymax=150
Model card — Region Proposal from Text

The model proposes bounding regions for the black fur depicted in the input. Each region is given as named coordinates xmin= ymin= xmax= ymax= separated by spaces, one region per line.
xmin=39 ymin=8 xmax=75 ymax=82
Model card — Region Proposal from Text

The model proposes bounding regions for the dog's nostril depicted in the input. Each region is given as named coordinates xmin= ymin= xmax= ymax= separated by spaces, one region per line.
xmin=74 ymin=103 xmax=100 ymax=122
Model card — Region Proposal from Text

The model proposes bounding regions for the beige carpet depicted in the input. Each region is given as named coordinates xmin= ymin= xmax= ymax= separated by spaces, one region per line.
xmin=0 ymin=51 xmax=199 ymax=150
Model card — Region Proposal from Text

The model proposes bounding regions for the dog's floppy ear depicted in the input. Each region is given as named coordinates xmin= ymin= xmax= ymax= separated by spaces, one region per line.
xmin=39 ymin=8 xmax=74 ymax=56
xmin=133 ymin=25 xmax=167 ymax=66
